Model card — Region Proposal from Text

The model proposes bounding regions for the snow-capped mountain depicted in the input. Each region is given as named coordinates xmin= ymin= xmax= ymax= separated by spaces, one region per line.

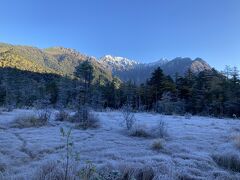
xmin=99 ymin=55 xmax=140 ymax=71
xmin=146 ymin=58 xmax=169 ymax=67
xmin=0 ymin=42 xmax=212 ymax=85
xmin=98 ymin=55 xmax=212 ymax=84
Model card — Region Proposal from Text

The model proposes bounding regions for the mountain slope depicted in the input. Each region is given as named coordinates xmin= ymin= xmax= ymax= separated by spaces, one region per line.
xmin=0 ymin=42 xmax=212 ymax=84
xmin=0 ymin=50 xmax=57 ymax=74
xmin=44 ymin=47 xmax=113 ymax=82
xmin=99 ymin=55 xmax=139 ymax=71
xmin=100 ymin=56 xmax=212 ymax=84
xmin=0 ymin=43 xmax=113 ymax=82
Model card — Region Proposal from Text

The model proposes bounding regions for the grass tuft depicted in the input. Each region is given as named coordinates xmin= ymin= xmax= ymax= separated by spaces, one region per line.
xmin=151 ymin=139 xmax=164 ymax=151
xmin=212 ymin=153 xmax=240 ymax=172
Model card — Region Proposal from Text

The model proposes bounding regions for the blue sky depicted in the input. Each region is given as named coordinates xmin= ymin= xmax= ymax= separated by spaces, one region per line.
xmin=0 ymin=0 xmax=239 ymax=70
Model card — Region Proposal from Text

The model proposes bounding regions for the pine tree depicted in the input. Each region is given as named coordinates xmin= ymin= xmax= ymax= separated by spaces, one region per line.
xmin=74 ymin=61 xmax=94 ymax=106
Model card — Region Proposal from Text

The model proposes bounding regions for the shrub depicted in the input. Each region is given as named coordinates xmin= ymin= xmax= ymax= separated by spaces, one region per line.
xmin=135 ymin=166 xmax=155 ymax=180
xmin=119 ymin=165 xmax=135 ymax=180
xmin=78 ymin=162 xmax=98 ymax=180
xmin=33 ymin=160 xmax=80 ymax=180
xmin=36 ymin=109 xmax=51 ymax=122
xmin=12 ymin=114 xmax=48 ymax=128
xmin=97 ymin=168 xmax=121 ymax=180
xmin=118 ymin=165 xmax=155 ymax=180
xmin=152 ymin=120 xmax=168 ymax=138
xmin=151 ymin=139 xmax=164 ymax=151
xmin=212 ymin=153 xmax=240 ymax=172
xmin=55 ymin=110 xmax=70 ymax=122
xmin=130 ymin=125 xmax=150 ymax=138
xmin=33 ymin=161 xmax=65 ymax=180
xmin=72 ymin=107 xmax=99 ymax=129
xmin=121 ymin=104 xmax=136 ymax=130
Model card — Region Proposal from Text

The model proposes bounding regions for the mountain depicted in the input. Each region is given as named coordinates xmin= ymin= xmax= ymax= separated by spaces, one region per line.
xmin=160 ymin=57 xmax=212 ymax=77
xmin=99 ymin=55 xmax=139 ymax=71
xmin=0 ymin=42 xmax=212 ymax=85
xmin=0 ymin=50 xmax=57 ymax=74
xmin=99 ymin=56 xmax=212 ymax=84
xmin=0 ymin=43 xmax=113 ymax=82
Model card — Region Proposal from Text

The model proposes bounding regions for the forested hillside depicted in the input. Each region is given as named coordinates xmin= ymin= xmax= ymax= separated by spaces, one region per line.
xmin=0 ymin=43 xmax=113 ymax=82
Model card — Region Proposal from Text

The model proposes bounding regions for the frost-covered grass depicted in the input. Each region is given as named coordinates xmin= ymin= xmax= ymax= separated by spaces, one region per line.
xmin=0 ymin=109 xmax=240 ymax=179
xmin=11 ymin=114 xmax=47 ymax=128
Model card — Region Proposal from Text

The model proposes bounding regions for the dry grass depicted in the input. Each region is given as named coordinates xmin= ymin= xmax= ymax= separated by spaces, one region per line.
xmin=212 ymin=152 xmax=240 ymax=172
xmin=151 ymin=139 xmax=164 ymax=151
xmin=130 ymin=128 xmax=150 ymax=138
xmin=12 ymin=114 xmax=48 ymax=128
xmin=233 ymin=134 xmax=240 ymax=150
xmin=118 ymin=164 xmax=155 ymax=180
xmin=33 ymin=161 xmax=65 ymax=180
xmin=33 ymin=161 xmax=81 ymax=180
xmin=130 ymin=125 xmax=150 ymax=138
xmin=72 ymin=108 xmax=100 ymax=130
xmin=55 ymin=110 xmax=70 ymax=122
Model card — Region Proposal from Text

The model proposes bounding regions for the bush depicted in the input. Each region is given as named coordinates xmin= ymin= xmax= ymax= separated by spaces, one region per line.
xmin=135 ymin=166 xmax=155 ymax=180
xmin=212 ymin=153 xmax=240 ymax=172
xmin=33 ymin=161 xmax=79 ymax=180
xmin=121 ymin=104 xmax=136 ymax=130
xmin=130 ymin=125 xmax=150 ymax=138
xmin=151 ymin=139 xmax=164 ymax=151
xmin=78 ymin=162 xmax=98 ymax=180
xmin=72 ymin=107 xmax=99 ymax=129
xmin=12 ymin=114 xmax=48 ymax=128
xmin=152 ymin=120 xmax=168 ymax=138
xmin=34 ymin=161 xmax=156 ymax=180
xmin=37 ymin=109 xmax=51 ymax=122
xmin=55 ymin=110 xmax=70 ymax=122
xmin=118 ymin=165 xmax=155 ymax=180
xmin=97 ymin=168 xmax=121 ymax=180
xmin=33 ymin=161 xmax=65 ymax=180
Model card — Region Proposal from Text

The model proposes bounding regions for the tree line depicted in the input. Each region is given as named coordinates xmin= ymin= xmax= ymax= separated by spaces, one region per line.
xmin=0 ymin=62 xmax=239 ymax=117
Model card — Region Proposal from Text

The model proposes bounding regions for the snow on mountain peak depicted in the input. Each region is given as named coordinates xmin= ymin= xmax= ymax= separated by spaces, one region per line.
xmin=99 ymin=55 xmax=139 ymax=71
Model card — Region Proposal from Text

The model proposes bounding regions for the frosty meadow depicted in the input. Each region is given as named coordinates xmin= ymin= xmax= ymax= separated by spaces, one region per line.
xmin=0 ymin=108 xmax=240 ymax=179
xmin=1 ymin=0 xmax=240 ymax=179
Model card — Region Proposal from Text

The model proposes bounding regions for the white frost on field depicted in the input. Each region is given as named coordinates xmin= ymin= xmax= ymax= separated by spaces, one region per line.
xmin=0 ymin=109 xmax=240 ymax=179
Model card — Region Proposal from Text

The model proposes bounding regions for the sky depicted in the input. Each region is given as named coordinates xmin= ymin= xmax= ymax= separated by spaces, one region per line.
xmin=0 ymin=0 xmax=239 ymax=70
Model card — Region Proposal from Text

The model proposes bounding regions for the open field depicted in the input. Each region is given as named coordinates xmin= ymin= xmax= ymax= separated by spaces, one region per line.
xmin=0 ymin=109 xmax=240 ymax=179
